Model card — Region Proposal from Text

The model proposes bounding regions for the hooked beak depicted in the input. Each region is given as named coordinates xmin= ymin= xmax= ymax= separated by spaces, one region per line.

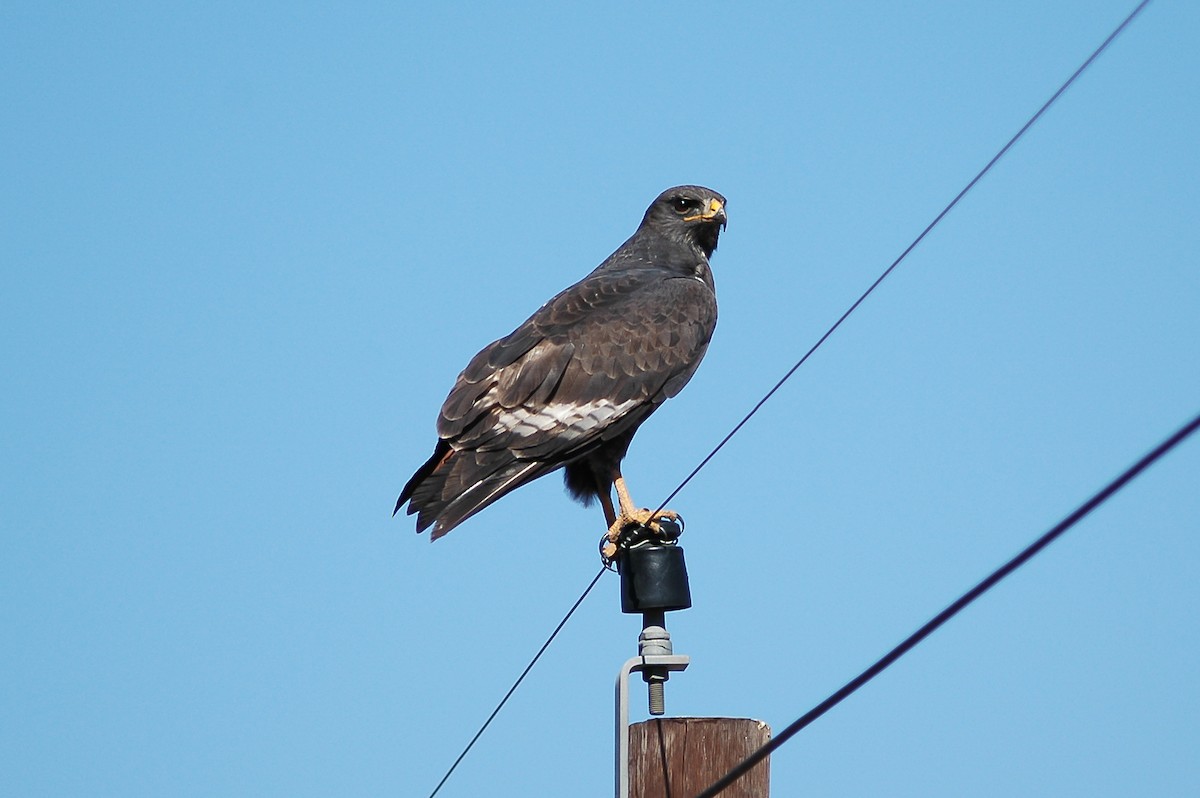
xmin=684 ymin=198 xmax=727 ymax=228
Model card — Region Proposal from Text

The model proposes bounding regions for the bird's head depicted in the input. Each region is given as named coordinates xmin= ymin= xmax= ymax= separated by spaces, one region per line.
xmin=642 ymin=185 xmax=727 ymax=259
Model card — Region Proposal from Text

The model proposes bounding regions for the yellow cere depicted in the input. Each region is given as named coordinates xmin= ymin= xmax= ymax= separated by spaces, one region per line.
xmin=684 ymin=199 xmax=724 ymax=222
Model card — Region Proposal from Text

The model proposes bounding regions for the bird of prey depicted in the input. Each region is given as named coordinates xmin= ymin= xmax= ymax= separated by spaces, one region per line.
xmin=395 ymin=185 xmax=726 ymax=551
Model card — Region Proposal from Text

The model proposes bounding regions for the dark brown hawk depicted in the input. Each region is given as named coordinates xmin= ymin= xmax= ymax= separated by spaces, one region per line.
xmin=395 ymin=185 xmax=726 ymax=548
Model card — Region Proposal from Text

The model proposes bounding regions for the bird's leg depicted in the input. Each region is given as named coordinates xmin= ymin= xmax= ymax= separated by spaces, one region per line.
xmin=604 ymin=473 xmax=680 ymax=548
xmin=598 ymin=489 xmax=620 ymax=561
xmin=597 ymin=488 xmax=618 ymax=528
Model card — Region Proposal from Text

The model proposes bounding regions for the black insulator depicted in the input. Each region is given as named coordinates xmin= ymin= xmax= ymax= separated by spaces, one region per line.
xmin=618 ymin=543 xmax=692 ymax=614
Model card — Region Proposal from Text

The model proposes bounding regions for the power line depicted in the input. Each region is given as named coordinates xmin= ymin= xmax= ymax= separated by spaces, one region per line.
xmin=655 ymin=0 xmax=1154 ymax=516
xmin=424 ymin=566 xmax=607 ymax=798
xmin=691 ymin=408 xmax=1200 ymax=798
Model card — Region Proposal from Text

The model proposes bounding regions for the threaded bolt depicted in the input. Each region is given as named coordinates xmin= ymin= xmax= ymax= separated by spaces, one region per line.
xmin=648 ymin=677 xmax=666 ymax=715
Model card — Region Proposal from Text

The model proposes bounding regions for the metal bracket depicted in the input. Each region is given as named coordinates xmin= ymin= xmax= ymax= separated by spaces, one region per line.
xmin=615 ymin=653 xmax=689 ymax=798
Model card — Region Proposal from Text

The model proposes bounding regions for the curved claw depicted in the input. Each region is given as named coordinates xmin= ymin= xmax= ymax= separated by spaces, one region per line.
xmin=599 ymin=536 xmax=620 ymax=569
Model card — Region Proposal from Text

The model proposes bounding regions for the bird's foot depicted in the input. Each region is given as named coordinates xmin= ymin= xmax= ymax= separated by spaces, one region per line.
xmin=600 ymin=508 xmax=683 ymax=563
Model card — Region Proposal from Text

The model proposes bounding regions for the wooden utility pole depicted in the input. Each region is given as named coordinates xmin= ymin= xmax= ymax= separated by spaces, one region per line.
xmin=628 ymin=717 xmax=770 ymax=798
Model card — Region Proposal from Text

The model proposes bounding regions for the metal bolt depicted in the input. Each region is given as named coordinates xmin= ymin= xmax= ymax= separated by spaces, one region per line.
xmin=639 ymin=619 xmax=672 ymax=716
xmin=648 ymin=679 xmax=665 ymax=715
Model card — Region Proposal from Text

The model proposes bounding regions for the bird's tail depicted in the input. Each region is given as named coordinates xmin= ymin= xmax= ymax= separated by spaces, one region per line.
xmin=396 ymin=443 xmax=545 ymax=540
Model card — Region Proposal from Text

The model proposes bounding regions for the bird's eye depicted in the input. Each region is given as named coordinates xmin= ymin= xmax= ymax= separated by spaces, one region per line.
xmin=672 ymin=197 xmax=695 ymax=214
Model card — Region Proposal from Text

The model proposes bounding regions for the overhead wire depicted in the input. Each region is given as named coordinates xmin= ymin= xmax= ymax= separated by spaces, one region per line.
xmin=655 ymin=0 xmax=1153 ymax=515
xmin=691 ymin=408 xmax=1200 ymax=798
xmin=424 ymin=566 xmax=607 ymax=798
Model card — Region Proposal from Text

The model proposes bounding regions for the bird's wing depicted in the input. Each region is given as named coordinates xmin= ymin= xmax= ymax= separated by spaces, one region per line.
xmin=438 ymin=269 xmax=715 ymax=459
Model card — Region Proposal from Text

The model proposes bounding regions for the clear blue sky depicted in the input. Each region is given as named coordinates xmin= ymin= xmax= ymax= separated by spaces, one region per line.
xmin=3 ymin=2 xmax=1198 ymax=796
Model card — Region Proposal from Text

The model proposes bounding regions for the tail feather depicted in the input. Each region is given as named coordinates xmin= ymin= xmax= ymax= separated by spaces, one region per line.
xmin=395 ymin=440 xmax=451 ymax=515
xmin=397 ymin=441 xmax=547 ymax=539
xmin=427 ymin=459 xmax=544 ymax=539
